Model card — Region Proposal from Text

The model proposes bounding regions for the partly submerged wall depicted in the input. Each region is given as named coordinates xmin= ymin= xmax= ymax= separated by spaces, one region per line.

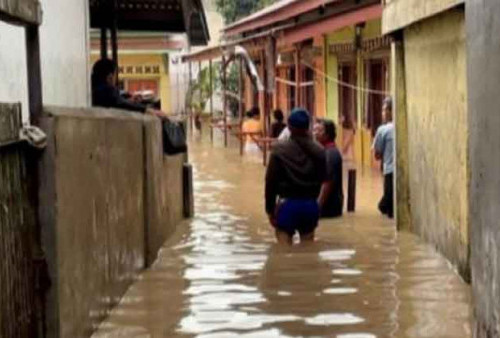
xmin=467 ymin=0 xmax=500 ymax=335
xmin=403 ymin=8 xmax=469 ymax=277
xmin=39 ymin=107 xmax=186 ymax=337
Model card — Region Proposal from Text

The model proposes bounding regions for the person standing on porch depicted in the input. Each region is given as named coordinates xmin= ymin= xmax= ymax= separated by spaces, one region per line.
xmin=265 ymin=108 xmax=326 ymax=245
xmin=373 ymin=97 xmax=395 ymax=219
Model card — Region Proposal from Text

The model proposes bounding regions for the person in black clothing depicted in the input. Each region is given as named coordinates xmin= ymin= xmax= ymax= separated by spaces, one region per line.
xmin=265 ymin=108 xmax=326 ymax=245
xmin=315 ymin=119 xmax=344 ymax=218
xmin=91 ymin=58 xmax=148 ymax=113
xmin=271 ymin=109 xmax=286 ymax=138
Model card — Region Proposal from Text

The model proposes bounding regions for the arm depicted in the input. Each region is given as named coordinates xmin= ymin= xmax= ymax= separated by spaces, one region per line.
xmin=373 ymin=128 xmax=385 ymax=160
xmin=112 ymin=88 xmax=148 ymax=113
xmin=317 ymin=150 xmax=333 ymax=209
xmin=318 ymin=181 xmax=333 ymax=210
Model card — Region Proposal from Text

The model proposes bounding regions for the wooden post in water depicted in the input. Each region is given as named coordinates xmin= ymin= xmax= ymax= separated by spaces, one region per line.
xmin=209 ymin=59 xmax=214 ymax=143
xmin=188 ymin=61 xmax=193 ymax=135
xmin=222 ymin=56 xmax=228 ymax=147
xmin=261 ymin=50 xmax=268 ymax=166
xmin=239 ymin=57 xmax=245 ymax=156
xmin=347 ymin=169 xmax=357 ymax=212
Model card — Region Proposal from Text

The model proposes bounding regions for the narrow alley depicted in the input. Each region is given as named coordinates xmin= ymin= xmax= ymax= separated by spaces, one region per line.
xmin=92 ymin=134 xmax=472 ymax=338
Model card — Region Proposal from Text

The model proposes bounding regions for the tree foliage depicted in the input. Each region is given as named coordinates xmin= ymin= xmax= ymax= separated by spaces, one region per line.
xmin=215 ymin=0 xmax=277 ymax=24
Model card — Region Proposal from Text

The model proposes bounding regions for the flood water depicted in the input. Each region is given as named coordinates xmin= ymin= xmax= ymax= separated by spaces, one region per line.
xmin=93 ymin=131 xmax=472 ymax=338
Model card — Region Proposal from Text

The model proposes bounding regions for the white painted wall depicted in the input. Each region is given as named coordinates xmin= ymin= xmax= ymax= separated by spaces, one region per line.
xmin=0 ymin=0 xmax=90 ymax=121
xmin=169 ymin=0 xmax=224 ymax=114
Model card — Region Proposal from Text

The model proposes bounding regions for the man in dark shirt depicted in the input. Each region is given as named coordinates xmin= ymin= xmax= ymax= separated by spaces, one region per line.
xmin=91 ymin=58 xmax=147 ymax=113
xmin=265 ymin=108 xmax=326 ymax=244
xmin=315 ymin=119 xmax=344 ymax=218
xmin=271 ymin=109 xmax=286 ymax=138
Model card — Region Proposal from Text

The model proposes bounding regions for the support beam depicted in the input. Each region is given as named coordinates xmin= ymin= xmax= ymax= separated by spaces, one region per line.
xmin=188 ymin=61 xmax=193 ymax=135
xmin=262 ymin=49 xmax=269 ymax=166
xmin=110 ymin=25 xmax=118 ymax=65
xmin=25 ymin=25 xmax=43 ymax=125
xmin=392 ymin=34 xmax=411 ymax=231
xmin=209 ymin=59 xmax=214 ymax=143
xmin=295 ymin=46 xmax=301 ymax=107
xmin=239 ymin=57 xmax=245 ymax=156
xmin=222 ymin=56 xmax=228 ymax=147
xmin=100 ymin=27 xmax=108 ymax=59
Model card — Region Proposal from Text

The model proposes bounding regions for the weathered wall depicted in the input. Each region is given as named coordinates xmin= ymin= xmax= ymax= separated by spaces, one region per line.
xmin=39 ymin=107 xmax=186 ymax=337
xmin=0 ymin=0 xmax=90 ymax=121
xmin=144 ymin=119 xmax=184 ymax=265
xmin=404 ymin=8 xmax=469 ymax=277
xmin=0 ymin=103 xmax=36 ymax=338
xmin=383 ymin=0 xmax=464 ymax=34
xmin=467 ymin=0 xmax=500 ymax=335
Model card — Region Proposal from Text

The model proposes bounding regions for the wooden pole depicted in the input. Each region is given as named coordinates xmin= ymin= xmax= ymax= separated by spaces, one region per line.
xmin=209 ymin=59 xmax=214 ymax=143
xmin=239 ymin=57 xmax=245 ymax=156
xmin=188 ymin=61 xmax=193 ymax=135
xmin=100 ymin=27 xmax=108 ymax=59
xmin=295 ymin=45 xmax=301 ymax=107
xmin=25 ymin=25 xmax=45 ymax=337
xmin=26 ymin=26 xmax=43 ymax=125
xmin=222 ymin=56 xmax=228 ymax=147
xmin=110 ymin=0 xmax=118 ymax=66
xmin=262 ymin=50 xmax=268 ymax=166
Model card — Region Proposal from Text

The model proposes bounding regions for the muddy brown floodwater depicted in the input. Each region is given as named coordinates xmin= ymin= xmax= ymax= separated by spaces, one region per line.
xmin=93 ymin=131 xmax=472 ymax=338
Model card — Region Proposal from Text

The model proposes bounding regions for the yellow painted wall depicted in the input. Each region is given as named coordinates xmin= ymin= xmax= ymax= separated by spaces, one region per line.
xmin=404 ymin=8 xmax=468 ymax=274
xmin=325 ymin=20 xmax=386 ymax=168
xmin=90 ymin=54 xmax=171 ymax=112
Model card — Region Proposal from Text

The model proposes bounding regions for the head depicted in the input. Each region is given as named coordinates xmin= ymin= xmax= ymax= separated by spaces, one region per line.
xmin=382 ymin=97 xmax=393 ymax=123
xmin=245 ymin=110 xmax=253 ymax=119
xmin=314 ymin=119 xmax=337 ymax=145
xmin=273 ymin=109 xmax=284 ymax=123
xmin=288 ymin=108 xmax=311 ymax=136
xmin=91 ymin=58 xmax=117 ymax=88
xmin=251 ymin=107 xmax=260 ymax=120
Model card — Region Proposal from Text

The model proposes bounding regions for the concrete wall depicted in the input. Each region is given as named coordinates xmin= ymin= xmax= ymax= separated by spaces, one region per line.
xmin=383 ymin=0 xmax=464 ymax=34
xmin=144 ymin=119 xmax=184 ymax=265
xmin=403 ymin=8 xmax=469 ymax=277
xmin=0 ymin=0 xmax=90 ymax=121
xmin=467 ymin=0 xmax=500 ymax=335
xmin=39 ymin=107 xmax=186 ymax=337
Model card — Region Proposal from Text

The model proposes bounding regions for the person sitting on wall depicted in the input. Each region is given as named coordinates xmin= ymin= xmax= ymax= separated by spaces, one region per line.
xmin=91 ymin=59 xmax=164 ymax=116
xmin=271 ymin=109 xmax=287 ymax=139
xmin=314 ymin=119 xmax=344 ymax=218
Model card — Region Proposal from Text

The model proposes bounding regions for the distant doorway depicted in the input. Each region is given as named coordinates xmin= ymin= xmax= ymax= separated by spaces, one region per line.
xmin=366 ymin=59 xmax=387 ymax=136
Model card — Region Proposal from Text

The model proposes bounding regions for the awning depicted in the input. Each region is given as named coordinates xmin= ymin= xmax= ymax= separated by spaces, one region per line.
xmin=89 ymin=0 xmax=210 ymax=46
xmin=281 ymin=3 xmax=383 ymax=46
xmin=182 ymin=23 xmax=293 ymax=63
xmin=223 ymin=0 xmax=337 ymax=38
xmin=0 ymin=0 xmax=42 ymax=25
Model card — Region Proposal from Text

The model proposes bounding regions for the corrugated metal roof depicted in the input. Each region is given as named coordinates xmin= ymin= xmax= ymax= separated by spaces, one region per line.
xmin=89 ymin=0 xmax=210 ymax=46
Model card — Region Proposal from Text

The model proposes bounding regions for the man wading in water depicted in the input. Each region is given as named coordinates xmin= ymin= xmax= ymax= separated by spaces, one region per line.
xmin=265 ymin=108 xmax=326 ymax=245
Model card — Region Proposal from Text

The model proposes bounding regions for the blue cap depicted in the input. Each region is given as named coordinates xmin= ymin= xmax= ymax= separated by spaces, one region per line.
xmin=288 ymin=108 xmax=310 ymax=130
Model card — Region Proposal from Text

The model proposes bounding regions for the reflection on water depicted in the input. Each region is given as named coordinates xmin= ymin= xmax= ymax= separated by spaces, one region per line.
xmin=93 ymin=132 xmax=471 ymax=338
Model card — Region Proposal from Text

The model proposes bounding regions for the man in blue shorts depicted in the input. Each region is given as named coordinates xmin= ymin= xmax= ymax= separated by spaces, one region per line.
xmin=265 ymin=108 xmax=326 ymax=244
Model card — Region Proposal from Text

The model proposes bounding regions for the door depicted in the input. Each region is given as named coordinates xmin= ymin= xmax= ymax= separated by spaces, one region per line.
xmin=366 ymin=59 xmax=387 ymax=136
xmin=126 ymin=79 xmax=159 ymax=97
xmin=338 ymin=63 xmax=356 ymax=129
